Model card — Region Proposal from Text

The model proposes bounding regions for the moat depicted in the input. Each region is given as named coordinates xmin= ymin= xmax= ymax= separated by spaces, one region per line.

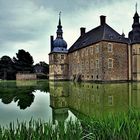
xmin=0 ymin=80 xmax=140 ymax=126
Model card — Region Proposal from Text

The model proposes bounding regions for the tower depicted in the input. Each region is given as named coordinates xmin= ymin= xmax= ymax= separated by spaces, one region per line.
xmin=49 ymin=12 xmax=68 ymax=80
xmin=129 ymin=4 xmax=140 ymax=81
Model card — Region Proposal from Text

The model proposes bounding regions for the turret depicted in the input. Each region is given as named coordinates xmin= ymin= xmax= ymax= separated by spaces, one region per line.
xmin=129 ymin=3 xmax=140 ymax=43
xmin=50 ymin=12 xmax=67 ymax=53
xmin=49 ymin=12 xmax=69 ymax=81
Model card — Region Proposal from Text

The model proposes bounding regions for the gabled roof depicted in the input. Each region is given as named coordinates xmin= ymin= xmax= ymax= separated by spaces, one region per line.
xmin=69 ymin=23 xmax=129 ymax=53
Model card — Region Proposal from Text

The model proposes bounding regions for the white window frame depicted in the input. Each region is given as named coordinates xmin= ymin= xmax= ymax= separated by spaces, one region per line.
xmin=133 ymin=48 xmax=136 ymax=54
xmin=61 ymin=54 xmax=64 ymax=59
xmin=91 ymin=46 xmax=94 ymax=54
xmin=108 ymin=58 xmax=113 ymax=68
xmin=95 ymin=44 xmax=99 ymax=53
xmin=96 ymin=59 xmax=99 ymax=69
xmin=108 ymin=43 xmax=113 ymax=52
xmin=108 ymin=96 xmax=113 ymax=106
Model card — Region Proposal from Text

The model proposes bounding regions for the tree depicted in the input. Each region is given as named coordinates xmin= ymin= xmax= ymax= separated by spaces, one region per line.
xmin=13 ymin=49 xmax=34 ymax=72
xmin=34 ymin=61 xmax=49 ymax=74
xmin=39 ymin=61 xmax=49 ymax=74
xmin=0 ymin=56 xmax=15 ymax=80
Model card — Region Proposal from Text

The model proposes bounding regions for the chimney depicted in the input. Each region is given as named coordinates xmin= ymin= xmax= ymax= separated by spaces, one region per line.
xmin=100 ymin=15 xmax=106 ymax=25
xmin=50 ymin=35 xmax=54 ymax=52
xmin=80 ymin=27 xmax=86 ymax=36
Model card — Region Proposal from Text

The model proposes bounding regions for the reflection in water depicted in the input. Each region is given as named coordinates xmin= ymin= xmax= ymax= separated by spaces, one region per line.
xmin=0 ymin=80 xmax=140 ymax=126
xmin=49 ymin=82 xmax=69 ymax=123
xmin=49 ymin=82 xmax=140 ymax=121
xmin=0 ymin=80 xmax=51 ymax=127
xmin=0 ymin=80 xmax=49 ymax=109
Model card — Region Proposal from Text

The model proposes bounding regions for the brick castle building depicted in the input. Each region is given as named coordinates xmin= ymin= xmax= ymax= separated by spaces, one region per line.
xmin=49 ymin=9 xmax=140 ymax=82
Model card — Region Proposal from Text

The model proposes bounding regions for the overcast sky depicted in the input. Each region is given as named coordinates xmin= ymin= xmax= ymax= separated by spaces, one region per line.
xmin=0 ymin=0 xmax=138 ymax=63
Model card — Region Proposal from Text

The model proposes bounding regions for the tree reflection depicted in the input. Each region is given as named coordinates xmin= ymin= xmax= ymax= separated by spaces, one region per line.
xmin=0 ymin=80 xmax=49 ymax=109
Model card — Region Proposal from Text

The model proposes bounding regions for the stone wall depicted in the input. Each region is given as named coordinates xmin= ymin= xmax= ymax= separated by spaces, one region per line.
xmin=49 ymin=52 xmax=68 ymax=80
xmin=132 ymin=44 xmax=140 ymax=81
xmin=16 ymin=73 xmax=37 ymax=80
xmin=68 ymin=41 xmax=128 ymax=81
xmin=101 ymin=41 xmax=128 ymax=81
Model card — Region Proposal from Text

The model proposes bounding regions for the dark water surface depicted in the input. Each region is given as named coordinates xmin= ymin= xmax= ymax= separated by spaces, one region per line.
xmin=0 ymin=80 xmax=140 ymax=126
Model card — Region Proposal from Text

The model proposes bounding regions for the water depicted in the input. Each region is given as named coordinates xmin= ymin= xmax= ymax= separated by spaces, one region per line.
xmin=0 ymin=80 xmax=140 ymax=126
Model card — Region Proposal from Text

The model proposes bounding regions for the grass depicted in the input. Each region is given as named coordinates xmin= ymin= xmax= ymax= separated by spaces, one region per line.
xmin=0 ymin=109 xmax=140 ymax=140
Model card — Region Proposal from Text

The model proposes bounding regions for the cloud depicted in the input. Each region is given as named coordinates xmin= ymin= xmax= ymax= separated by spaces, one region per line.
xmin=0 ymin=0 xmax=138 ymax=63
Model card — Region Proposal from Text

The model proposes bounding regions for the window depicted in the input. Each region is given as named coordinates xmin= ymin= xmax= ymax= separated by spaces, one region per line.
xmin=95 ymin=44 xmax=99 ymax=53
xmin=108 ymin=58 xmax=113 ymax=68
xmin=49 ymin=55 xmax=52 ymax=61
xmin=108 ymin=96 xmax=113 ymax=106
xmin=75 ymin=51 xmax=77 ymax=56
xmin=82 ymin=61 xmax=84 ymax=72
xmin=61 ymin=55 xmax=64 ymax=59
xmin=81 ymin=50 xmax=84 ymax=57
xmin=85 ymin=48 xmax=88 ymax=56
xmin=54 ymin=54 xmax=57 ymax=59
xmin=108 ymin=43 xmax=113 ymax=52
xmin=54 ymin=54 xmax=57 ymax=62
xmin=133 ymin=49 xmax=136 ymax=54
xmin=96 ymin=59 xmax=99 ymax=68
xmin=86 ymin=60 xmax=89 ymax=69
xmin=97 ymin=96 xmax=100 ymax=104
xmin=91 ymin=46 xmax=94 ymax=54
xmin=90 ymin=59 xmax=94 ymax=69
xmin=61 ymin=64 xmax=64 ymax=71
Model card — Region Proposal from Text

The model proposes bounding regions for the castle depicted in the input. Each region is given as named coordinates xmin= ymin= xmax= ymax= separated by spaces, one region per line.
xmin=49 ymin=8 xmax=140 ymax=82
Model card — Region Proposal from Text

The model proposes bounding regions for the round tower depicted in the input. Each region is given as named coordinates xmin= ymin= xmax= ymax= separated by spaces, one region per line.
xmin=129 ymin=4 xmax=140 ymax=81
xmin=49 ymin=12 xmax=68 ymax=80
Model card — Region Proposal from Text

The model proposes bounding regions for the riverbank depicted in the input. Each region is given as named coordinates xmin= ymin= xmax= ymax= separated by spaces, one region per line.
xmin=0 ymin=109 xmax=140 ymax=140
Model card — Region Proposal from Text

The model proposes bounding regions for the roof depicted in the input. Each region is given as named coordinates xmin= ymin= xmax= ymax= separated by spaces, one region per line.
xmin=53 ymin=38 xmax=67 ymax=49
xmin=68 ymin=23 xmax=129 ymax=53
xmin=129 ymin=11 xmax=140 ymax=44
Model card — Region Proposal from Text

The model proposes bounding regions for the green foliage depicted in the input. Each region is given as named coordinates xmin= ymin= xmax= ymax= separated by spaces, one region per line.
xmin=34 ymin=61 xmax=49 ymax=74
xmin=13 ymin=49 xmax=34 ymax=72
xmin=80 ymin=109 xmax=140 ymax=140
xmin=0 ymin=49 xmax=34 ymax=79
xmin=0 ymin=56 xmax=15 ymax=80
xmin=0 ymin=110 xmax=140 ymax=140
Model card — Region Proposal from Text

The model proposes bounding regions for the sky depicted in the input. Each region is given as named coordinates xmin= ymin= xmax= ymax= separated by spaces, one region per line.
xmin=0 ymin=0 xmax=138 ymax=63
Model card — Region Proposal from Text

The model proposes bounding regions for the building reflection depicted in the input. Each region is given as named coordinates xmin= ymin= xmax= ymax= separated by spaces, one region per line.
xmin=49 ymin=82 xmax=69 ymax=123
xmin=49 ymin=81 xmax=140 ymax=121
xmin=131 ymin=83 xmax=140 ymax=108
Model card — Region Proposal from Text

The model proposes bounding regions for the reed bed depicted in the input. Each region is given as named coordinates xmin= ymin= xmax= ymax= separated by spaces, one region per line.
xmin=0 ymin=109 xmax=140 ymax=140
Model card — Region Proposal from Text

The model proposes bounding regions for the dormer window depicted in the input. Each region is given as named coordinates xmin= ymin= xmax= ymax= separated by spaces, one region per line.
xmin=108 ymin=43 xmax=113 ymax=52
xmin=109 ymin=35 xmax=113 ymax=39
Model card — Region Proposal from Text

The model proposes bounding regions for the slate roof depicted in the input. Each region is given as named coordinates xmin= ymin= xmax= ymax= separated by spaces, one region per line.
xmin=68 ymin=23 xmax=129 ymax=53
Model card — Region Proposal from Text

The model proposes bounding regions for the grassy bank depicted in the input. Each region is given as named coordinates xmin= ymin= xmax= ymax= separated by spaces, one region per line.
xmin=0 ymin=110 xmax=140 ymax=140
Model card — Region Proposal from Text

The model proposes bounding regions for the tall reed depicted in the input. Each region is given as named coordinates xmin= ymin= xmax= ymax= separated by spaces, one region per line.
xmin=0 ymin=109 xmax=140 ymax=140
